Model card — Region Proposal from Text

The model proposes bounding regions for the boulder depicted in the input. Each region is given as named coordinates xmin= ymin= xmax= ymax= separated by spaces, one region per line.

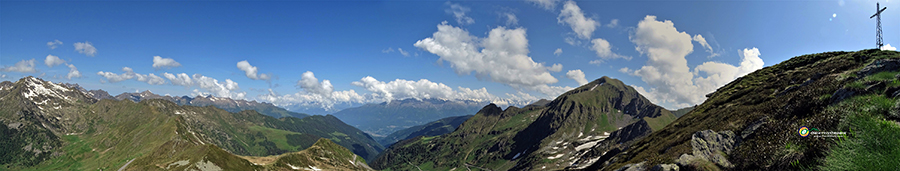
xmin=741 ymin=116 xmax=768 ymax=139
xmin=690 ymin=130 xmax=739 ymax=168
xmin=830 ymin=88 xmax=859 ymax=104
xmin=650 ymin=164 xmax=679 ymax=171
xmin=615 ymin=162 xmax=647 ymax=171
xmin=676 ymin=130 xmax=741 ymax=169
xmin=856 ymin=58 xmax=900 ymax=78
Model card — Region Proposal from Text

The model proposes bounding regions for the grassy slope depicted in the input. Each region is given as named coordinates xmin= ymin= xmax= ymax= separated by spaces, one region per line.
xmin=378 ymin=115 xmax=474 ymax=147
xmin=604 ymin=49 xmax=899 ymax=170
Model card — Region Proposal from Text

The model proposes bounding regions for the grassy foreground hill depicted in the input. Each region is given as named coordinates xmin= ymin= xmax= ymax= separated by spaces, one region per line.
xmin=0 ymin=77 xmax=377 ymax=170
xmin=600 ymin=49 xmax=900 ymax=170
xmin=371 ymin=76 xmax=678 ymax=170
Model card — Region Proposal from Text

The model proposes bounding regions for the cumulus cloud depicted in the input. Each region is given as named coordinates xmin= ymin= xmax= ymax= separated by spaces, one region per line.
xmin=96 ymin=67 xmax=167 ymax=85
xmin=606 ymin=19 xmax=619 ymax=28
xmin=628 ymin=15 xmax=764 ymax=109
xmin=526 ymin=0 xmax=560 ymax=10
xmin=260 ymin=72 xmax=543 ymax=110
xmin=591 ymin=38 xmax=629 ymax=61
xmin=558 ymin=1 xmax=599 ymax=39
xmin=548 ymin=63 xmax=564 ymax=72
xmin=414 ymin=22 xmax=560 ymax=91
xmin=191 ymin=74 xmax=244 ymax=98
xmin=44 ymin=54 xmax=65 ymax=67
xmin=47 ymin=40 xmax=62 ymax=49
xmin=163 ymin=72 xmax=193 ymax=86
xmin=566 ymin=69 xmax=588 ymax=85
xmin=66 ymin=64 xmax=82 ymax=80
xmin=446 ymin=2 xmax=474 ymax=25
xmin=74 ymin=42 xmax=97 ymax=57
xmin=1 ymin=59 xmax=38 ymax=73
xmin=96 ymin=67 xmax=136 ymax=83
xmin=152 ymin=56 xmax=182 ymax=69
xmin=554 ymin=48 xmax=563 ymax=56
xmin=693 ymin=34 xmax=719 ymax=58
xmin=882 ymin=44 xmax=897 ymax=51
xmin=589 ymin=60 xmax=603 ymax=65
xmin=236 ymin=60 xmax=271 ymax=80
xmin=298 ymin=71 xmax=335 ymax=95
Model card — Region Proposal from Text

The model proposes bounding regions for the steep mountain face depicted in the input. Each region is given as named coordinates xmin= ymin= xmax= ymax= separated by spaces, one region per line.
xmin=370 ymin=76 xmax=678 ymax=171
xmin=78 ymin=88 xmax=310 ymax=119
xmin=378 ymin=115 xmax=474 ymax=147
xmin=0 ymin=77 xmax=378 ymax=170
xmin=332 ymin=98 xmax=487 ymax=138
xmin=601 ymin=49 xmax=900 ymax=170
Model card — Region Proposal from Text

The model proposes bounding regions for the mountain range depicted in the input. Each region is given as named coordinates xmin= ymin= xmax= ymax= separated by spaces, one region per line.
xmin=0 ymin=76 xmax=379 ymax=170
xmin=371 ymin=76 xmax=678 ymax=170
xmin=378 ymin=115 xmax=474 ymax=147
xmin=331 ymin=98 xmax=487 ymax=139
xmin=63 ymin=84 xmax=310 ymax=119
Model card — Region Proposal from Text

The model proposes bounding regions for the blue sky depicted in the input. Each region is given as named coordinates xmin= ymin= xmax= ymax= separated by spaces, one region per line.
xmin=1 ymin=0 xmax=897 ymax=111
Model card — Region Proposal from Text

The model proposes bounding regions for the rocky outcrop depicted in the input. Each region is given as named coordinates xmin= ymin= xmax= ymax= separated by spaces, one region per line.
xmin=741 ymin=116 xmax=767 ymax=139
xmin=614 ymin=162 xmax=647 ymax=171
xmin=650 ymin=164 xmax=679 ymax=171
xmin=675 ymin=130 xmax=741 ymax=169
xmin=856 ymin=58 xmax=900 ymax=77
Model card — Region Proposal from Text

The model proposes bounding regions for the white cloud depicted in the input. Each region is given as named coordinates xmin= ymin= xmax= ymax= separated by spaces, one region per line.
xmin=397 ymin=48 xmax=410 ymax=57
xmin=73 ymin=42 xmax=97 ymax=57
xmin=136 ymin=73 xmax=166 ymax=85
xmin=618 ymin=67 xmax=632 ymax=74
xmin=298 ymin=71 xmax=335 ymax=95
xmin=692 ymin=34 xmax=719 ymax=58
xmin=564 ymin=37 xmax=582 ymax=46
xmin=236 ymin=60 xmax=271 ymax=80
xmin=566 ymin=69 xmax=588 ymax=85
xmin=47 ymin=40 xmax=62 ymax=49
xmin=190 ymin=74 xmax=244 ymax=99
xmin=1 ymin=59 xmax=38 ymax=73
xmin=526 ymin=0 xmax=560 ymax=10
xmin=382 ymin=47 xmax=394 ymax=53
xmin=503 ymin=12 xmax=519 ymax=26
xmin=693 ymin=48 xmax=764 ymax=92
xmin=96 ymin=67 xmax=136 ymax=83
xmin=97 ymin=67 xmax=167 ymax=85
xmin=558 ymin=1 xmax=599 ymax=39
xmin=261 ymin=73 xmax=543 ymax=110
xmin=527 ymin=84 xmax=574 ymax=97
xmin=446 ymin=2 xmax=474 ymax=25
xmin=152 ymin=56 xmax=182 ymax=69
xmin=554 ymin=48 xmax=563 ymax=56
xmin=548 ymin=63 xmax=563 ymax=72
xmin=589 ymin=60 xmax=603 ymax=65
xmin=591 ymin=38 xmax=629 ymax=60
xmin=414 ymin=22 xmax=561 ymax=91
xmin=44 ymin=54 xmax=65 ymax=67
xmin=606 ymin=19 xmax=619 ymax=28
xmin=882 ymin=44 xmax=897 ymax=51
xmin=628 ymin=15 xmax=765 ymax=109
xmin=163 ymin=72 xmax=193 ymax=86
xmin=66 ymin=64 xmax=82 ymax=80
